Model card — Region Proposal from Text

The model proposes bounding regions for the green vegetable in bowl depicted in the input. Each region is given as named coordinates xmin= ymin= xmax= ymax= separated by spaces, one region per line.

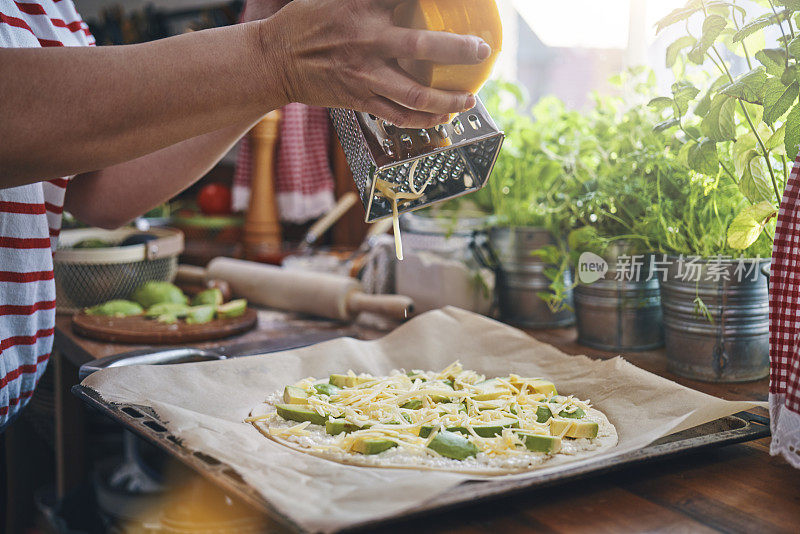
xmin=131 ymin=281 xmax=187 ymax=308
xmin=85 ymin=300 xmax=144 ymax=317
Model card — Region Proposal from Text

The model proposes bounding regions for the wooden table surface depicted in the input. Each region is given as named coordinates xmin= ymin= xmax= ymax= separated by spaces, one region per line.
xmin=52 ymin=312 xmax=798 ymax=534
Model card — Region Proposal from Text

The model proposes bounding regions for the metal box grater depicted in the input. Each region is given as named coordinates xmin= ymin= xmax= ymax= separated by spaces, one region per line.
xmin=330 ymin=98 xmax=504 ymax=223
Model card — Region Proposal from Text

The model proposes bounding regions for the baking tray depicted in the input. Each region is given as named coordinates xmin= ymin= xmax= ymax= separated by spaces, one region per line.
xmin=71 ymin=352 xmax=771 ymax=533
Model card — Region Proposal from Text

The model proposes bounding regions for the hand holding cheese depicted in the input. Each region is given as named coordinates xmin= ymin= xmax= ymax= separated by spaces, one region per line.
xmin=270 ymin=0 xmax=493 ymax=129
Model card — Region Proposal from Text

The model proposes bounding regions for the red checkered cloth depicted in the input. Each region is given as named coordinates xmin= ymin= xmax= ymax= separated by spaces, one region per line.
xmin=770 ymin=154 xmax=800 ymax=468
xmin=233 ymin=104 xmax=335 ymax=223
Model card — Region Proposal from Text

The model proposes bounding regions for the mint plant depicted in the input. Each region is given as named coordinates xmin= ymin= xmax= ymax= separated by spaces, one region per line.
xmin=652 ymin=0 xmax=799 ymax=251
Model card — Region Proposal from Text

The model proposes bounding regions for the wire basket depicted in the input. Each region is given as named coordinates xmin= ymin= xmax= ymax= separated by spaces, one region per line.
xmin=54 ymin=227 xmax=184 ymax=314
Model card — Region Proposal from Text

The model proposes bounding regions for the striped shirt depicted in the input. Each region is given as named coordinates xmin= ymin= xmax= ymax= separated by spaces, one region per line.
xmin=0 ymin=0 xmax=93 ymax=430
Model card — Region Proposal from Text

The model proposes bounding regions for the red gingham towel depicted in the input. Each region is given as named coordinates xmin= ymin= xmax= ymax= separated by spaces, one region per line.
xmin=233 ymin=104 xmax=335 ymax=223
xmin=770 ymin=155 xmax=800 ymax=468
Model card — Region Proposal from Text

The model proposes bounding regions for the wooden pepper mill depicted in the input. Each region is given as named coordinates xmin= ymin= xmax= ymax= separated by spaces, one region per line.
xmin=243 ymin=110 xmax=282 ymax=260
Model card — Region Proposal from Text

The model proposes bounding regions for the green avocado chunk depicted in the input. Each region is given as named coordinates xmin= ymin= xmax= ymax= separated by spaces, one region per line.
xmin=275 ymin=404 xmax=327 ymax=426
xmin=185 ymin=305 xmax=216 ymax=325
xmin=313 ymin=383 xmax=342 ymax=397
xmin=427 ymin=430 xmax=479 ymax=460
xmin=549 ymin=419 xmax=599 ymax=439
xmin=157 ymin=314 xmax=178 ymax=324
xmin=352 ymin=437 xmax=397 ymax=455
xmin=325 ymin=419 xmax=371 ymax=435
xmin=448 ymin=417 xmax=519 ymax=438
xmin=329 ymin=374 xmax=373 ymax=388
xmin=131 ymin=281 xmax=187 ymax=308
xmin=85 ymin=300 xmax=144 ymax=318
xmin=216 ymin=298 xmax=248 ymax=319
xmin=558 ymin=406 xmax=586 ymax=419
xmin=192 ymin=288 xmax=223 ymax=306
xmin=517 ymin=432 xmax=562 ymax=453
xmin=472 ymin=378 xmax=507 ymax=401
xmin=283 ymin=386 xmax=310 ymax=405
xmin=536 ymin=405 xmax=553 ymax=423
xmin=401 ymin=399 xmax=423 ymax=410
xmin=145 ymin=302 xmax=190 ymax=318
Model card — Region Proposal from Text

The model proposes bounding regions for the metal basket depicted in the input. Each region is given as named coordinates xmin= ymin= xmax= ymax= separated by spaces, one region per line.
xmin=54 ymin=227 xmax=184 ymax=314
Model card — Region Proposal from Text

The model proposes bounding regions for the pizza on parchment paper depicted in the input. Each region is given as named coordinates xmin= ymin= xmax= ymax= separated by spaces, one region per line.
xmin=247 ymin=362 xmax=618 ymax=475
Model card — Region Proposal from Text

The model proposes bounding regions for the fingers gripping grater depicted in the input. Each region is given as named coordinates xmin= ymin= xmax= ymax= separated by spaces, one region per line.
xmin=330 ymin=98 xmax=504 ymax=223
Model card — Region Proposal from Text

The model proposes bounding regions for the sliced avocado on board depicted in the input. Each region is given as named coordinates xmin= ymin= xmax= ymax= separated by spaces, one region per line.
xmin=216 ymin=298 xmax=248 ymax=319
xmin=325 ymin=419 xmax=370 ymax=436
xmin=85 ymin=300 xmax=144 ymax=318
xmin=427 ymin=430 xmax=479 ymax=460
xmin=157 ymin=314 xmax=178 ymax=324
xmin=275 ymin=404 xmax=327 ymax=426
xmin=329 ymin=374 xmax=373 ymax=388
xmin=549 ymin=419 xmax=599 ymax=439
xmin=517 ymin=432 xmax=562 ymax=453
xmin=352 ymin=437 xmax=397 ymax=455
xmin=186 ymin=305 xmax=216 ymax=325
xmin=131 ymin=281 xmax=187 ymax=308
xmin=192 ymin=288 xmax=223 ymax=306
xmin=313 ymin=383 xmax=342 ymax=397
xmin=283 ymin=386 xmax=310 ymax=405
xmin=145 ymin=302 xmax=190 ymax=318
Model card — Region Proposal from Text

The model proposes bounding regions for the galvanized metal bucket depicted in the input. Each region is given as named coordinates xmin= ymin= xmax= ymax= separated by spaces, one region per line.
xmin=660 ymin=256 xmax=769 ymax=382
xmin=574 ymin=246 xmax=663 ymax=351
xmin=488 ymin=226 xmax=575 ymax=329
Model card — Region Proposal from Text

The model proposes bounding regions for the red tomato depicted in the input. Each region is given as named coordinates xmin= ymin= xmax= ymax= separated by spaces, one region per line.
xmin=197 ymin=183 xmax=232 ymax=216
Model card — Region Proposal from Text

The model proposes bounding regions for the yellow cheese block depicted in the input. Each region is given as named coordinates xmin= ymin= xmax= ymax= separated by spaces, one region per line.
xmin=394 ymin=0 xmax=503 ymax=94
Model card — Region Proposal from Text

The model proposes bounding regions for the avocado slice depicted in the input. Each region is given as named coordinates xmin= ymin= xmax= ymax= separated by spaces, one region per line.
xmin=449 ymin=417 xmax=520 ymax=438
xmin=472 ymin=378 xmax=507 ymax=401
xmin=325 ymin=419 xmax=370 ymax=436
xmin=425 ymin=381 xmax=456 ymax=403
xmin=401 ymin=399 xmax=423 ymax=410
xmin=185 ymin=305 xmax=216 ymax=325
xmin=406 ymin=370 xmax=428 ymax=381
xmin=536 ymin=405 xmax=553 ymax=423
xmin=550 ymin=419 xmax=599 ymax=439
xmin=145 ymin=302 xmax=190 ymax=318
xmin=217 ymin=298 xmax=248 ymax=319
xmin=275 ymin=404 xmax=327 ymax=426
xmin=517 ymin=432 xmax=562 ymax=453
xmin=427 ymin=430 xmax=479 ymax=460
xmin=283 ymin=386 xmax=310 ymax=405
xmin=157 ymin=314 xmax=178 ymax=324
xmin=558 ymin=406 xmax=586 ymax=419
xmin=352 ymin=437 xmax=397 ymax=455
xmin=85 ymin=300 xmax=144 ymax=318
xmin=531 ymin=379 xmax=557 ymax=396
xmin=131 ymin=281 xmax=187 ymax=308
xmin=192 ymin=288 xmax=223 ymax=306
xmin=329 ymin=374 xmax=373 ymax=388
xmin=313 ymin=383 xmax=342 ymax=397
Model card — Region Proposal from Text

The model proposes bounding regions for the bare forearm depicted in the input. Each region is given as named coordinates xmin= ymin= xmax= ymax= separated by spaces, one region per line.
xmin=65 ymin=120 xmax=258 ymax=228
xmin=0 ymin=21 xmax=284 ymax=186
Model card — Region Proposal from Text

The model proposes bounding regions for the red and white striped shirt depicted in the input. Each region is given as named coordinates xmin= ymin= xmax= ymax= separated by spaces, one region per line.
xmin=0 ymin=0 xmax=93 ymax=429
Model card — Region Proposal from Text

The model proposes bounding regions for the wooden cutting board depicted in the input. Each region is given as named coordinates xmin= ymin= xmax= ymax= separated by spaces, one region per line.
xmin=72 ymin=308 xmax=258 ymax=344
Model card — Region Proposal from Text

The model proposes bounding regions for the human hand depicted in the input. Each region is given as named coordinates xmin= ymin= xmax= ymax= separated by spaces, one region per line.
xmin=261 ymin=0 xmax=491 ymax=128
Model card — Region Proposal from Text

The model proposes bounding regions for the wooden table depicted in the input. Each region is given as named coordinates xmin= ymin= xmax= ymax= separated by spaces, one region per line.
xmin=47 ymin=312 xmax=798 ymax=534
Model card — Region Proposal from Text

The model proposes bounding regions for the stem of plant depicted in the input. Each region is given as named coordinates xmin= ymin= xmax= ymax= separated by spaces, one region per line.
xmin=730 ymin=2 xmax=753 ymax=69
xmin=711 ymin=46 xmax=782 ymax=203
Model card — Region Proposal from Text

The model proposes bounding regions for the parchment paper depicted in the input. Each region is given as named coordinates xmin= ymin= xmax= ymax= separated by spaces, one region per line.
xmin=82 ymin=307 xmax=765 ymax=533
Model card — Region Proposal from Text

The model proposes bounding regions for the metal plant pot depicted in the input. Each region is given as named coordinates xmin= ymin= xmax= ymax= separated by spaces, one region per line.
xmin=574 ymin=248 xmax=663 ymax=351
xmin=660 ymin=256 xmax=769 ymax=382
xmin=489 ymin=226 xmax=575 ymax=329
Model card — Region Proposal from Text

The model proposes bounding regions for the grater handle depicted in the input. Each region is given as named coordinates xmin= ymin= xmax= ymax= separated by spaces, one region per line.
xmin=346 ymin=291 xmax=414 ymax=321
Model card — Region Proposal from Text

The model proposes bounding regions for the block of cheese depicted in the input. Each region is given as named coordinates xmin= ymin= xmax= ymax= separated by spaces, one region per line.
xmin=394 ymin=0 xmax=503 ymax=94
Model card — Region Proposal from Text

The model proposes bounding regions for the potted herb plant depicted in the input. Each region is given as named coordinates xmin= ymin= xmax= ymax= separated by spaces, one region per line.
xmin=479 ymin=84 xmax=586 ymax=328
xmin=645 ymin=0 xmax=789 ymax=381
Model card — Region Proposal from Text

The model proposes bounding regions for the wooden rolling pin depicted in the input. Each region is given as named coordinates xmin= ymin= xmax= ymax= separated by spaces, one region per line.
xmin=187 ymin=258 xmax=414 ymax=322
